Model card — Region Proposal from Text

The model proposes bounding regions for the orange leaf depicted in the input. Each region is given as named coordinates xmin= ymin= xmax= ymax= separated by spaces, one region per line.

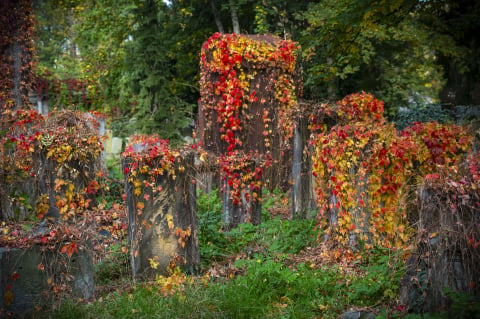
xmin=67 ymin=243 xmax=78 ymax=257
xmin=4 ymin=290 xmax=13 ymax=306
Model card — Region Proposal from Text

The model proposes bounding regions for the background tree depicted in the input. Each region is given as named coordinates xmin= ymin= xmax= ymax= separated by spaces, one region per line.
xmin=417 ymin=0 xmax=480 ymax=106
xmin=30 ymin=0 xmax=479 ymax=137
xmin=120 ymin=0 xmax=193 ymax=140
xmin=35 ymin=0 xmax=83 ymax=79
xmin=73 ymin=0 xmax=137 ymax=120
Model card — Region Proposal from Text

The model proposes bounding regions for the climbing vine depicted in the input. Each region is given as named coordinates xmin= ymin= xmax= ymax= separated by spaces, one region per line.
xmin=0 ymin=0 xmax=37 ymax=109
xmin=311 ymin=92 xmax=473 ymax=251
xmin=0 ymin=109 xmax=104 ymax=237
xmin=199 ymin=33 xmax=299 ymax=205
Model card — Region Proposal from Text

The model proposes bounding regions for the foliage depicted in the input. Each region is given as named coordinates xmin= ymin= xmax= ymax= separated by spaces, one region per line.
xmin=400 ymin=121 xmax=472 ymax=174
xmin=395 ymin=104 xmax=454 ymax=130
xmin=34 ymin=0 xmax=198 ymax=140
xmin=416 ymin=0 xmax=480 ymax=106
xmin=31 ymin=0 xmax=480 ymax=138
xmin=197 ymin=189 xmax=234 ymax=265
xmin=121 ymin=0 xmax=193 ymax=141
xmin=122 ymin=135 xmax=179 ymax=186
xmin=33 ymin=0 xmax=105 ymax=113
xmin=298 ymin=0 xmax=448 ymax=113
xmin=93 ymin=158 xmax=124 ymax=211
xmin=72 ymin=0 xmax=134 ymax=114
xmin=0 ymin=109 xmax=116 ymax=310
xmin=44 ymin=243 xmax=406 ymax=319
xmin=311 ymin=92 xmax=473 ymax=251
xmin=33 ymin=67 xmax=96 ymax=111
xmin=197 ymin=188 xmax=316 ymax=270
xmin=95 ymin=241 xmax=130 ymax=286
xmin=401 ymin=152 xmax=480 ymax=313
xmin=0 ymin=0 xmax=37 ymax=109
xmin=122 ymin=134 xmax=196 ymax=273
xmin=252 ymin=0 xmax=309 ymax=39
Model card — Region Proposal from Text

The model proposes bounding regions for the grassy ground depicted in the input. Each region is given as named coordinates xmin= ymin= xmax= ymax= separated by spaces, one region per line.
xmin=38 ymin=186 xmax=477 ymax=319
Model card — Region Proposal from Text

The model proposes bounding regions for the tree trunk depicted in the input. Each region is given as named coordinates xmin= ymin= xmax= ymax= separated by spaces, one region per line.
xmin=327 ymin=57 xmax=337 ymax=101
xmin=229 ymin=0 xmax=240 ymax=34
xmin=210 ymin=0 xmax=224 ymax=33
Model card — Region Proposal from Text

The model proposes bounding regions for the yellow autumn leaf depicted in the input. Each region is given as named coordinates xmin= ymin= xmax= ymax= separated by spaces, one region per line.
xmin=166 ymin=214 xmax=174 ymax=230
xmin=134 ymin=188 xmax=142 ymax=196
xmin=149 ymin=257 xmax=159 ymax=270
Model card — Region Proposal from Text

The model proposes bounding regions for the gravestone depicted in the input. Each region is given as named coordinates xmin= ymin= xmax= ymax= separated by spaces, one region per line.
xmin=123 ymin=142 xmax=199 ymax=280
xmin=198 ymin=33 xmax=299 ymax=228
xmin=400 ymin=182 xmax=480 ymax=313
xmin=0 ymin=244 xmax=94 ymax=318
xmin=291 ymin=114 xmax=316 ymax=219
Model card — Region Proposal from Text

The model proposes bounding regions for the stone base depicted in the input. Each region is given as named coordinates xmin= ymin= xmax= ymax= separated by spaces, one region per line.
xmin=0 ymin=245 xmax=94 ymax=318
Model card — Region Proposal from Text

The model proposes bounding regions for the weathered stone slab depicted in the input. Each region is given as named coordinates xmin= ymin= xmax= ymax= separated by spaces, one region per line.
xmin=111 ymin=137 xmax=123 ymax=157
xmin=291 ymin=115 xmax=316 ymax=219
xmin=0 ymin=244 xmax=94 ymax=318
xmin=123 ymin=144 xmax=199 ymax=280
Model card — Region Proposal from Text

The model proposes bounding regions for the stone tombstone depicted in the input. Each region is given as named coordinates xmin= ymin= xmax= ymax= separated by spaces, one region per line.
xmin=36 ymin=112 xmax=101 ymax=221
xmin=400 ymin=184 xmax=480 ymax=314
xmin=0 ymin=244 xmax=94 ymax=318
xmin=123 ymin=144 xmax=199 ymax=280
xmin=111 ymin=137 xmax=123 ymax=158
xmin=0 ymin=111 xmax=102 ymax=222
xmin=198 ymin=33 xmax=299 ymax=229
xmin=291 ymin=114 xmax=316 ymax=219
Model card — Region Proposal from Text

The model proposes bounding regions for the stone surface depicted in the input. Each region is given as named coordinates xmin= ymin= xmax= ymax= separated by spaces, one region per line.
xmin=111 ymin=137 xmax=123 ymax=157
xmin=0 ymin=245 xmax=94 ymax=318
xmin=124 ymin=151 xmax=199 ymax=280
xmin=342 ymin=310 xmax=376 ymax=319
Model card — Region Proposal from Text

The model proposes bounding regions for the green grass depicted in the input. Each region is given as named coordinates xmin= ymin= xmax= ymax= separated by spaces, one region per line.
xmin=40 ymin=189 xmax=477 ymax=319
xmin=46 ymin=247 xmax=406 ymax=319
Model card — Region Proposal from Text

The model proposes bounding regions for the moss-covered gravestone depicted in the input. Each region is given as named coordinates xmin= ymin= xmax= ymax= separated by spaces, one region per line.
xmin=122 ymin=137 xmax=199 ymax=280
xmin=198 ymin=33 xmax=299 ymax=228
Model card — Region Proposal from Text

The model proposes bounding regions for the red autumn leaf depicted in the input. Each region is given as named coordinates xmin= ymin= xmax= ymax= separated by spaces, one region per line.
xmin=10 ymin=271 xmax=19 ymax=281
xmin=67 ymin=243 xmax=78 ymax=257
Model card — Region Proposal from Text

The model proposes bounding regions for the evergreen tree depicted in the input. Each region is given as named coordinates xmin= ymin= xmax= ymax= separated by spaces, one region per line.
xmin=122 ymin=0 xmax=192 ymax=141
